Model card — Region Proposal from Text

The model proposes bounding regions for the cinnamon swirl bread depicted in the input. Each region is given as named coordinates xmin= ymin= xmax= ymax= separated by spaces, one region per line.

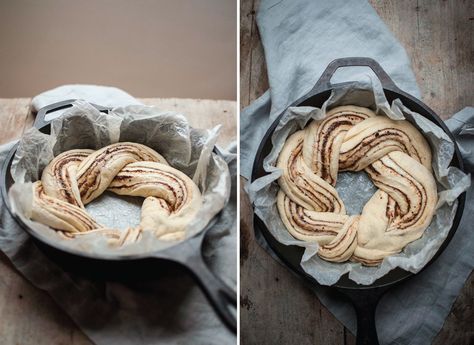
xmin=277 ymin=105 xmax=437 ymax=266
xmin=31 ymin=142 xmax=202 ymax=246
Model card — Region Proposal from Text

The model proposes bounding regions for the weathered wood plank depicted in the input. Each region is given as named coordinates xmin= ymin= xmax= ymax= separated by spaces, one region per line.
xmin=23 ymin=100 xmax=36 ymax=134
xmin=0 ymin=97 xmax=236 ymax=148
xmin=248 ymin=0 xmax=269 ymax=106
xmin=345 ymin=328 xmax=356 ymax=345
xmin=140 ymin=98 xmax=237 ymax=147
xmin=432 ymin=272 xmax=474 ymax=345
xmin=240 ymin=0 xmax=255 ymax=109
xmin=369 ymin=0 xmax=474 ymax=119
xmin=240 ymin=0 xmax=269 ymax=109
xmin=0 ymin=98 xmax=32 ymax=144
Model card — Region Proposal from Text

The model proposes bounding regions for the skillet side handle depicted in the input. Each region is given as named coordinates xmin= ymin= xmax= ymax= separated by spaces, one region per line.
xmin=337 ymin=286 xmax=389 ymax=345
xmin=182 ymin=253 xmax=237 ymax=333
xmin=34 ymin=99 xmax=78 ymax=128
xmin=311 ymin=57 xmax=402 ymax=95
xmin=34 ymin=99 xmax=110 ymax=128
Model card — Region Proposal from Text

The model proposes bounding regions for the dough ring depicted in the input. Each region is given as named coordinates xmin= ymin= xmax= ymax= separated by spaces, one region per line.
xmin=32 ymin=142 xmax=202 ymax=246
xmin=277 ymin=106 xmax=437 ymax=266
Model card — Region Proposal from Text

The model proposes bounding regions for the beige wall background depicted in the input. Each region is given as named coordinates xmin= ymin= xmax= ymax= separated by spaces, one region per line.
xmin=0 ymin=0 xmax=236 ymax=100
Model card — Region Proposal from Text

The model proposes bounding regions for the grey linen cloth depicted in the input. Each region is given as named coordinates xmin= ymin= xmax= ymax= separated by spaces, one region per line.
xmin=0 ymin=90 xmax=237 ymax=345
xmin=241 ymin=0 xmax=420 ymax=178
xmin=240 ymin=0 xmax=473 ymax=344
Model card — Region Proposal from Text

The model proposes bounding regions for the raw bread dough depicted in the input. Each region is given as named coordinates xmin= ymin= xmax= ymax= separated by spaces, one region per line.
xmin=277 ymin=106 xmax=437 ymax=265
xmin=31 ymin=142 xmax=202 ymax=246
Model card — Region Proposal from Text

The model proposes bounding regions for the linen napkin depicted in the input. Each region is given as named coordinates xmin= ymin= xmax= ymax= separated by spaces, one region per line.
xmin=241 ymin=0 xmax=420 ymax=178
xmin=240 ymin=0 xmax=473 ymax=344
xmin=0 ymin=87 xmax=237 ymax=345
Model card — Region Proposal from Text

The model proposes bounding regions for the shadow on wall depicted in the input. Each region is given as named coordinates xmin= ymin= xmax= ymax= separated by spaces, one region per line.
xmin=0 ymin=0 xmax=236 ymax=100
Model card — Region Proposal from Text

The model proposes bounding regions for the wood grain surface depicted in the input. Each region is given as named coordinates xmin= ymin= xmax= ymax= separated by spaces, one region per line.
xmin=240 ymin=0 xmax=473 ymax=344
xmin=0 ymin=97 xmax=236 ymax=344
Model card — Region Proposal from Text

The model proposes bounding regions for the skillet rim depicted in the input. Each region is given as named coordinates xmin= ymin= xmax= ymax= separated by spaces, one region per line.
xmin=250 ymin=82 xmax=467 ymax=289
xmin=0 ymin=103 xmax=224 ymax=262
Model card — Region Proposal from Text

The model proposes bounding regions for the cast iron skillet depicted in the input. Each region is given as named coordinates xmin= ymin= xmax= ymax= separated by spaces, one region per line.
xmin=251 ymin=58 xmax=466 ymax=345
xmin=0 ymin=100 xmax=237 ymax=333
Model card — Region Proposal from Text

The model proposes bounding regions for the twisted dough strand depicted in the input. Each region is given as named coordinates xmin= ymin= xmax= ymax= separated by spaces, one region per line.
xmin=303 ymin=105 xmax=376 ymax=185
xmin=32 ymin=181 xmax=100 ymax=233
xmin=41 ymin=149 xmax=94 ymax=208
xmin=277 ymin=131 xmax=345 ymax=213
xmin=76 ymin=142 xmax=167 ymax=204
xmin=109 ymin=161 xmax=202 ymax=237
xmin=339 ymin=116 xmax=432 ymax=171
xmin=277 ymin=190 xmax=348 ymax=244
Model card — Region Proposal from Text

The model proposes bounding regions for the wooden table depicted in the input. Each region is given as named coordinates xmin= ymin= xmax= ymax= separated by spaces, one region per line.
xmin=240 ymin=1 xmax=474 ymax=344
xmin=0 ymin=97 xmax=236 ymax=344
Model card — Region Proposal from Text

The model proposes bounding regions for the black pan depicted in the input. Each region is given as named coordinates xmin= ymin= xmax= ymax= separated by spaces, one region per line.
xmin=0 ymin=100 xmax=237 ymax=333
xmin=251 ymin=57 xmax=466 ymax=345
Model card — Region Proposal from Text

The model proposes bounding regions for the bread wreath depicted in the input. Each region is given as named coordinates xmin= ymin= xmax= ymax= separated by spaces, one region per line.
xmin=32 ymin=142 xmax=202 ymax=245
xmin=276 ymin=106 xmax=437 ymax=266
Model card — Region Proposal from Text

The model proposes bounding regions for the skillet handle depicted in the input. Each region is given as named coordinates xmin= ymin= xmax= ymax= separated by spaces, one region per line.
xmin=337 ymin=286 xmax=389 ymax=345
xmin=152 ymin=211 xmax=236 ymax=333
xmin=34 ymin=99 xmax=110 ymax=128
xmin=182 ymin=253 xmax=237 ymax=333
xmin=311 ymin=57 xmax=402 ymax=95
xmin=157 ymin=229 xmax=237 ymax=333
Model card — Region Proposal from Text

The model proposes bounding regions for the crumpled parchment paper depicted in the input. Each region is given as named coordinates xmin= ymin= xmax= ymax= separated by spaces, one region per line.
xmin=7 ymin=100 xmax=230 ymax=257
xmin=249 ymin=78 xmax=471 ymax=285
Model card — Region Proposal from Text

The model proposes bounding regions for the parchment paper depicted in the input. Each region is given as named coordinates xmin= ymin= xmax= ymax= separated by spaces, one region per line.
xmin=249 ymin=78 xmax=470 ymax=285
xmin=8 ymin=100 xmax=231 ymax=257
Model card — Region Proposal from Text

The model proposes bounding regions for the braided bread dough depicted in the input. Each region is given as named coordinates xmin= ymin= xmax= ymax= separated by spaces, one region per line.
xmin=109 ymin=161 xmax=202 ymax=238
xmin=32 ymin=142 xmax=202 ymax=245
xmin=277 ymin=106 xmax=437 ymax=266
xmin=41 ymin=149 xmax=94 ymax=208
